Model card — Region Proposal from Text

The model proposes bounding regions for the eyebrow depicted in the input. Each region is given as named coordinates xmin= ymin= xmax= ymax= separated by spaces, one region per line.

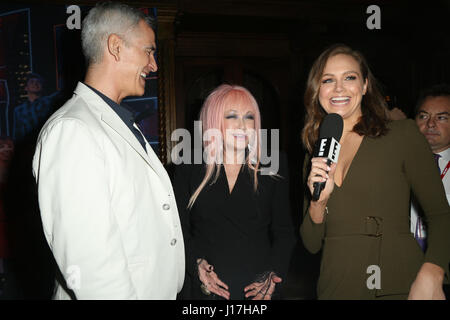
xmin=225 ymin=109 xmax=254 ymax=114
xmin=418 ymin=110 xmax=450 ymax=115
xmin=322 ymin=71 xmax=360 ymax=77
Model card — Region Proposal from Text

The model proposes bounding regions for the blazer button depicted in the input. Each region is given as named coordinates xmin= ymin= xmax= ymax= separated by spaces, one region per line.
xmin=170 ymin=238 xmax=177 ymax=246
xmin=162 ymin=203 xmax=170 ymax=210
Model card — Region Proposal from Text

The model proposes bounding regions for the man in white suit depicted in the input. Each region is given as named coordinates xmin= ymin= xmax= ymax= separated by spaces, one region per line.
xmin=32 ymin=2 xmax=184 ymax=299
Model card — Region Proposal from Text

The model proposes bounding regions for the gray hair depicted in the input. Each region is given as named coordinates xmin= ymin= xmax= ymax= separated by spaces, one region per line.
xmin=81 ymin=2 xmax=155 ymax=65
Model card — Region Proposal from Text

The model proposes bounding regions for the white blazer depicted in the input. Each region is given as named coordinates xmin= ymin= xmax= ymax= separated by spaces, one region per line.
xmin=32 ymin=82 xmax=185 ymax=299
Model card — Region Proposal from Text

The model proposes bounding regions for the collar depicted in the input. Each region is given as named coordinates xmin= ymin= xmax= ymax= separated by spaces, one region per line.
xmin=83 ymin=83 xmax=137 ymax=125
xmin=437 ymin=148 xmax=450 ymax=162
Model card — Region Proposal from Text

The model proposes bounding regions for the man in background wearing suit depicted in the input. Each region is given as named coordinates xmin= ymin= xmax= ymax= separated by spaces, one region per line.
xmin=32 ymin=2 xmax=184 ymax=299
xmin=412 ymin=83 xmax=450 ymax=298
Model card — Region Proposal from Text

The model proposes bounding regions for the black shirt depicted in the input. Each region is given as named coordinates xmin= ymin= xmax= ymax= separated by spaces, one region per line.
xmin=84 ymin=83 xmax=147 ymax=152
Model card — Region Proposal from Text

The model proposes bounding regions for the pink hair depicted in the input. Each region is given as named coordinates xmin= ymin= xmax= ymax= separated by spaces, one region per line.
xmin=188 ymin=84 xmax=262 ymax=208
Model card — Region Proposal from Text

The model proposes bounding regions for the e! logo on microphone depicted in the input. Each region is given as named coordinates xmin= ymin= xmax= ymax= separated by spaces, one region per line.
xmin=318 ymin=137 xmax=341 ymax=163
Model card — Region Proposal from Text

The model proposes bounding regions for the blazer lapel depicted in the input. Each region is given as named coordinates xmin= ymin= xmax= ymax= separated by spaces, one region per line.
xmin=74 ymin=83 xmax=170 ymax=189
xmin=135 ymin=124 xmax=175 ymax=193
xmin=101 ymin=112 xmax=152 ymax=167
xmin=103 ymin=114 xmax=175 ymax=194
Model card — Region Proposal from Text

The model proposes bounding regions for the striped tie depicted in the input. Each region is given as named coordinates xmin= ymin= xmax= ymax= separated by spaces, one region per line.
xmin=433 ymin=153 xmax=441 ymax=174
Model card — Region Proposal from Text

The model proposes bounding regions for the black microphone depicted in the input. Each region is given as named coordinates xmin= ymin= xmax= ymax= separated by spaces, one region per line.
xmin=312 ymin=113 xmax=343 ymax=201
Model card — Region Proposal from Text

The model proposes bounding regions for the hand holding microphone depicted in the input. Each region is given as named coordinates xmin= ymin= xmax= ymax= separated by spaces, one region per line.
xmin=308 ymin=113 xmax=343 ymax=202
xmin=308 ymin=158 xmax=337 ymax=203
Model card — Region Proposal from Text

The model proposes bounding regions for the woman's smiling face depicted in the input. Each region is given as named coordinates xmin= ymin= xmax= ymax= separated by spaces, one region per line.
xmin=319 ymin=53 xmax=368 ymax=124
xmin=223 ymin=103 xmax=256 ymax=155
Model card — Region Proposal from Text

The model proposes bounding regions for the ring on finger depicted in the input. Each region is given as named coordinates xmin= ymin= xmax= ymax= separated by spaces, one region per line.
xmin=200 ymin=283 xmax=211 ymax=296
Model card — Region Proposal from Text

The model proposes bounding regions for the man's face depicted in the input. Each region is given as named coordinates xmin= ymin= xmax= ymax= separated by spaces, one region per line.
xmin=0 ymin=138 xmax=13 ymax=163
xmin=25 ymin=78 xmax=43 ymax=94
xmin=415 ymin=95 xmax=450 ymax=153
xmin=117 ymin=20 xmax=157 ymax=101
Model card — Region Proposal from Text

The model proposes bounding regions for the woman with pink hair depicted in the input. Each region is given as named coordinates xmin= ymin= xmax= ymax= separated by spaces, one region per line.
xmin=174 ymin=84 xmax=296 ymax=300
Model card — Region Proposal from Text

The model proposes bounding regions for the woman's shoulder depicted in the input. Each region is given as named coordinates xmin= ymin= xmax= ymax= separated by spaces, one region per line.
xmin=382 ymin=119 xmax=421 ymax=141
xmin=371 ymin=119 xmax=428 ymax=157
xmin=386 ymin=118 xmax=419 ymax=133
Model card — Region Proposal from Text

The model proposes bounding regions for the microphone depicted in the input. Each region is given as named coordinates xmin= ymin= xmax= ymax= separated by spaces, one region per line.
xmin=312 ymin=113 xmax=343 ymax=201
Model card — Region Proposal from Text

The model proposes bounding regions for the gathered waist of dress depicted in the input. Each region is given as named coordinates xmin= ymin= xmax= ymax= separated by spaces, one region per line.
xmin=325 ymin=216 xmax=411 ymax=238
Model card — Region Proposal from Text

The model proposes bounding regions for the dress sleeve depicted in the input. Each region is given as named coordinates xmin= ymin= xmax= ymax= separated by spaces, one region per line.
xmin=402 ymin=120 xmax=450 ymax=277
xmin=299 ymin=153 xmax=326 ymax=254
xmin=269 ymin=153 xmax=297 ymax=279
xmin=173 ymin=164 xmax=204 ymax=278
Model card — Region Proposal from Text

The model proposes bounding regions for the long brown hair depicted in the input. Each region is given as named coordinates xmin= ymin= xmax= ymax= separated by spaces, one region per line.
xmin=301 ymin=44 xmax=389 ymax=154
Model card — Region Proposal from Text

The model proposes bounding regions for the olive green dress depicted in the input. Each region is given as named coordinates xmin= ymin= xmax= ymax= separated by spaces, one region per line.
xmin=300 ymin=120 xmax=450 ymax=299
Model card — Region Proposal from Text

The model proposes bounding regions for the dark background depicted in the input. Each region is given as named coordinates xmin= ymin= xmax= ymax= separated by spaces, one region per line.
xmin=0 ymin=0 xmax=449 ymax=299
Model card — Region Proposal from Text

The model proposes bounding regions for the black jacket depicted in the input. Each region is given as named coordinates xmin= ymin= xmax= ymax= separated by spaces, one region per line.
xmin=173 ymin=153 xmax=296 ymax=299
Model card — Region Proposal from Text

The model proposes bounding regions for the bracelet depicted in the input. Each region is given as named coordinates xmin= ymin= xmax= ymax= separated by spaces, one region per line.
xmin=324 ymin=206 xmax=329 ymax=215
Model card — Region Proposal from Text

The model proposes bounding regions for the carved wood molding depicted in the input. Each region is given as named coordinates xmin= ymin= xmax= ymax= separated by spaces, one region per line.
xmin=156 ymin=4 xmax=177 ymax=164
